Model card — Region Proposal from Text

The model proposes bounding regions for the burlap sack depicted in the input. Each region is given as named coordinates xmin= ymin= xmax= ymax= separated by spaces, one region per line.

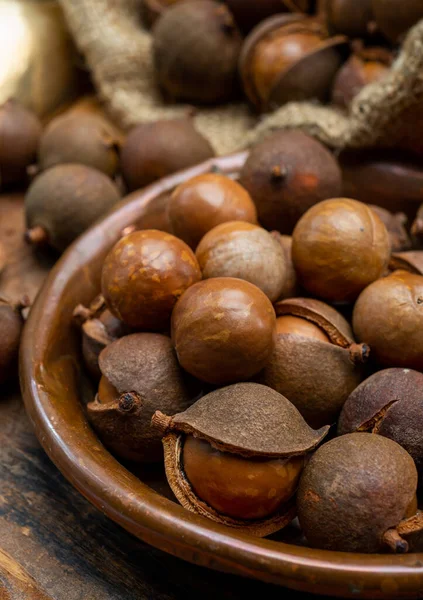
xmin=58 ymin=0 xmax=423 ymax=156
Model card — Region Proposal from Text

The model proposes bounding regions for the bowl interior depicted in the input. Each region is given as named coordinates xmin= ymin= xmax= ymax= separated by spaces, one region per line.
xmin=20 ymin=153 xmax=423 ymax=600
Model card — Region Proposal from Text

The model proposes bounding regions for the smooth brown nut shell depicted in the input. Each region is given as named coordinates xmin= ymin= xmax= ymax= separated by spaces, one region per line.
xmin=297 ymin=433 xmax=418 ymax=553
xmin=275 ymin=315 xmax=330 ymax=342
xmin=195 ymin=221 xmax=287 ymax=301
xmin=0 ymin=99 xmax=42 ymax=188
xmin=153 ymin=1 xmax=242 ymax=104
xmin=353 ymin=270 xmax=423 ymax=370
xmin=183 ymin=436 xmax=304 ymax=520
xmin=338 ymin=368 xmax=423 ymax=477
xmin=0 ymin=298 xmax=23 ymax=384
xmin=171 ymin=278 xmax=276 ymax=385
xmin=292 ymin=198 xmax=391 ymax=302
xmin=225 ymin=0 xmax=311 ymax=34
xmin=25 ymin=164 xmax=122 ymax=252
xmin=369 ymin=205 xmax=410 ymax=252
xmin=120 ymin=120 xmax=214 ymax=191
xmin=130 ymin=192 xmax=173 ymax=234
xmin=38 ymin=113 xmax=120 ymax=177
xmin=168 ymin=173 xmax=257 ymax=248
xmin=322 ymin=0 xmax=374 ymax=38
xmin=372 ymin=0 xmax=423 ymax=43
xmin=102 ymin=230 xmax=201 ymax=329
xmin=87 ymin=333 xmax=197 ymax=462
xmin=239 ymin=130 xmax=342 ymax=234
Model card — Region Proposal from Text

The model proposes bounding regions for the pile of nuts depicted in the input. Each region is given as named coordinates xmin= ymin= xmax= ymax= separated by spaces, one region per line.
xmin=2 ymin=0 xmax=423 ymax=557
xmin=74 ymin=129 xmax=423 ymax=552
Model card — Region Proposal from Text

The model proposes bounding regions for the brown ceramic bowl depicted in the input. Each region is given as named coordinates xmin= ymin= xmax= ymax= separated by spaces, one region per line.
xmin=20 ymin=154 xmax=423 ymax=599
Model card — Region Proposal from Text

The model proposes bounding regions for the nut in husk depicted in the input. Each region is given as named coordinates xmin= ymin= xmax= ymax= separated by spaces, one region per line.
xmin=152 ymin=382 xmax=329 ymax=535
xmin=259 ymin=297 xmax=368 ymax=428
xmin=87 ymin=333 xmax=200 ymax=462
xmin=369 ymin=205 xmax=410 ymax=252
xmin=0 ymin=297 xmax=25 ymax=385
xmin=239 ymin=14 xmax=347 ymax=112
xmin=239 ymin=130 xmax=342 ymax=234
xmin=297 ymin=433 xmax=423 ymax=553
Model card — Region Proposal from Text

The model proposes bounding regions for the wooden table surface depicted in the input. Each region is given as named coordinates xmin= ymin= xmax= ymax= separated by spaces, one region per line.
xmin=0 ymin=194 xmax=320 ymax=600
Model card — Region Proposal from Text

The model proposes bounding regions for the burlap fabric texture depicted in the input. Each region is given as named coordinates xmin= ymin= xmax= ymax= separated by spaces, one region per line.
xmin=58 ymin=0 xmax=423 ymax=156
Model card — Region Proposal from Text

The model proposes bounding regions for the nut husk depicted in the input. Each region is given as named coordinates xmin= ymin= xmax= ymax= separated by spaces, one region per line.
xmin=353 ymin=270 xmax=423 ymax=370
xmin=87 ymin=333 xmax=199 ymax=462
xmin=152 ymin=382 xmax=329 ymax=535
xmin=153 ymin=1 xmax=242 ymax=104
xmin=297 ymin=433 xmax=419 ymax=553
xmin=369 ymin=205 xmax=410 ymax=252
xmin=292 ymin=198 xmax=391 ymax=302
xmin=171 ymin=277 xmax=276 ymax=385
xmin=372 ymin=0 xmax=423 ymax=44
xmin=225 ymin=0 xmax=311 ymax=34
xmin=195 ymin=221 xmax=288 ymax=301
xmin=259 ymin=297 xmax=368 ymax=428
xmin=0 ymin=297 xmax=24 ymax=384
xmin=168 ymin=173 xmax=257 ymax=248
xmin=320 ymin=0 xmax=375 ymax=38
xmin=37 ymin=113 xmax=121 ymax=177
xmin=338 ymin=368 xmax=423 ymax=478
xmin=389 ymin=251 xmax=423 ymax=275
xmin=0 ymin=99 xmax=42 ymax=188
xmin=102 ymin=230 xmax=201 ymax=329
xmin=270 ymin=233 xmax=301 ymax=299
xmin=239 ymin=14 xmax=347 ymax=112
xmin=120 ymin=119 xmax=215 ymax=191
xmin=411 ymin=204 xmax=423 ymax=247
xmin=25 ymin=164 xmax=122 ymax=252
xmin=142 ymin=0 xmax=197 ymax=27
xmin=239 ymin=130 xmax=342 ymax=234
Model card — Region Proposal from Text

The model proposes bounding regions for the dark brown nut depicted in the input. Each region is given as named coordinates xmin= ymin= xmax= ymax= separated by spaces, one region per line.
xmin=369 ymin=205 xmax=410 ymax=252
xmin=171 ymin=277 xmax=276 ymax=384
xmin=153 ymin=1 xmax=243 ymax=104
xmin=152 ymin=382 xmax=329 ymax=535
xmin=239 ymin=130 xmax=342 ymax=234
xmin=292 ymin=198 xmax=391 ymax=302
xmin=389 ymin=251 xmax=423 ymax=275
xmin=372 ymin=0 xmax=423 ymax=44
xmin=0 ymin=297 xmax=24 ymax=385
xmin=195 ymin=221 xmax=288 ymax=301
xmin=320 ymin=0 xmax=375 ymax=38
xmin=225 ymin=0 xmax=311 ymax=34
xmin=259 ymin=297 xmax=368 ymax=428
xmin=239 ymin=14 xmax=347 ymax=112
xmin=338 ymin=368 xmax=423 ymax=479
xmin=340 ymin=150 xmax=423 ymax=221
xmin=297 ymin=433 xmax=420 ymax=553
xmin=331 ymin=46 xmax=392 ymax=109
xmin=142 ymin=0 xmax=198 ymax=27
xmin=120 ymin=120 xmax=214 ymax=191
xmin=168 ymin=173 xmax=257 ymax=249
xmin=0 ymin=99 xmax=42 ymax=188
xmin=0 ymin=241 xmax=6 ymax=277
xmin=37 ymin=113 xmax=121 ymax=177
xmin=25 ymin=164 xmax=122 ymax=252
xmin=411 ymin=204 xmax=423 ymax=247
xmin=102 ymin=230 xmax=201 ymax=329
xmin=129 ymin=192 xmax=173 ymax=234
xmin=87 ymin=333 xmax=199 ymax=462
xmin=353 ymin=270 xmax=423 ymax=370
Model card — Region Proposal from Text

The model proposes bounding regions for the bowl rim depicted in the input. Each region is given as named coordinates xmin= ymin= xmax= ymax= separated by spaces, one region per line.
xmin=20 ymin=153 xmax=423 ymax=600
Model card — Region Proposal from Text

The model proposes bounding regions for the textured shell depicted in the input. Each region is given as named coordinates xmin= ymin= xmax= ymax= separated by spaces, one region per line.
xmin=153 ymin=1 xmax=242 ymax=103
xmin=338 ymin=368 xmax=423 ymax=473
xmin=0 ymin=299 xmax=23 ymax=384
xmin=88 ymin=333 xmax=197 ymax=462
xmin=158 ymin=382 xmax=329 ymax=457
xmin=271 ymin=233 xmax=301 ymax=299
xmin=259 ymin=335 xmax=363 ymax=428
xmin=297 ymin=433 xmax=418 ymax=553
xmin=389 ymin=251 xmax=423 ymax=275
xmin=0 ymin=100 xmax=42 ymax=187
xmin=353 ymin=271 xmax=423 ymax=370
xmin=120 ymin=119 xmax=214 ymax=191
xmin=195 ymin=221 xmax=287 ymax=301
xmin=38 ymin=113 xmax=120 ymax=177
xmin=25 ymin=164 xmax=121 ymax=251
xmin=274 ymin=297 xmax=354 ymax=346
xmin=239 ymin=130 xmax=342 ymax=233
xmin=369 ymin=205 xmax=410 ymax=252
xmin=161 ymin=432 xmax=297 ymax=536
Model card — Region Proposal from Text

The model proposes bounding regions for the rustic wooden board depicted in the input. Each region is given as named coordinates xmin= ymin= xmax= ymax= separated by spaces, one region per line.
xmin=0 ymin=194 xmax=314 ymax=600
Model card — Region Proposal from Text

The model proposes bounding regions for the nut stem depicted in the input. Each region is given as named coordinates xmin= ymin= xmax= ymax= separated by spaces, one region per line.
xmin=349 ymin=343 xmax=370 ymax=364
xmin=271 ymin=165 xmax=287 ymax=182
xmin=382 ymin=528 xmax=409 ymax=553
xmin=118 ymin=391 xmax=143 ymax=414
xmin=151 ymin=410 xmax=174 ymax=435
xmin=25 ymin=225 xmax=48 ymax=246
